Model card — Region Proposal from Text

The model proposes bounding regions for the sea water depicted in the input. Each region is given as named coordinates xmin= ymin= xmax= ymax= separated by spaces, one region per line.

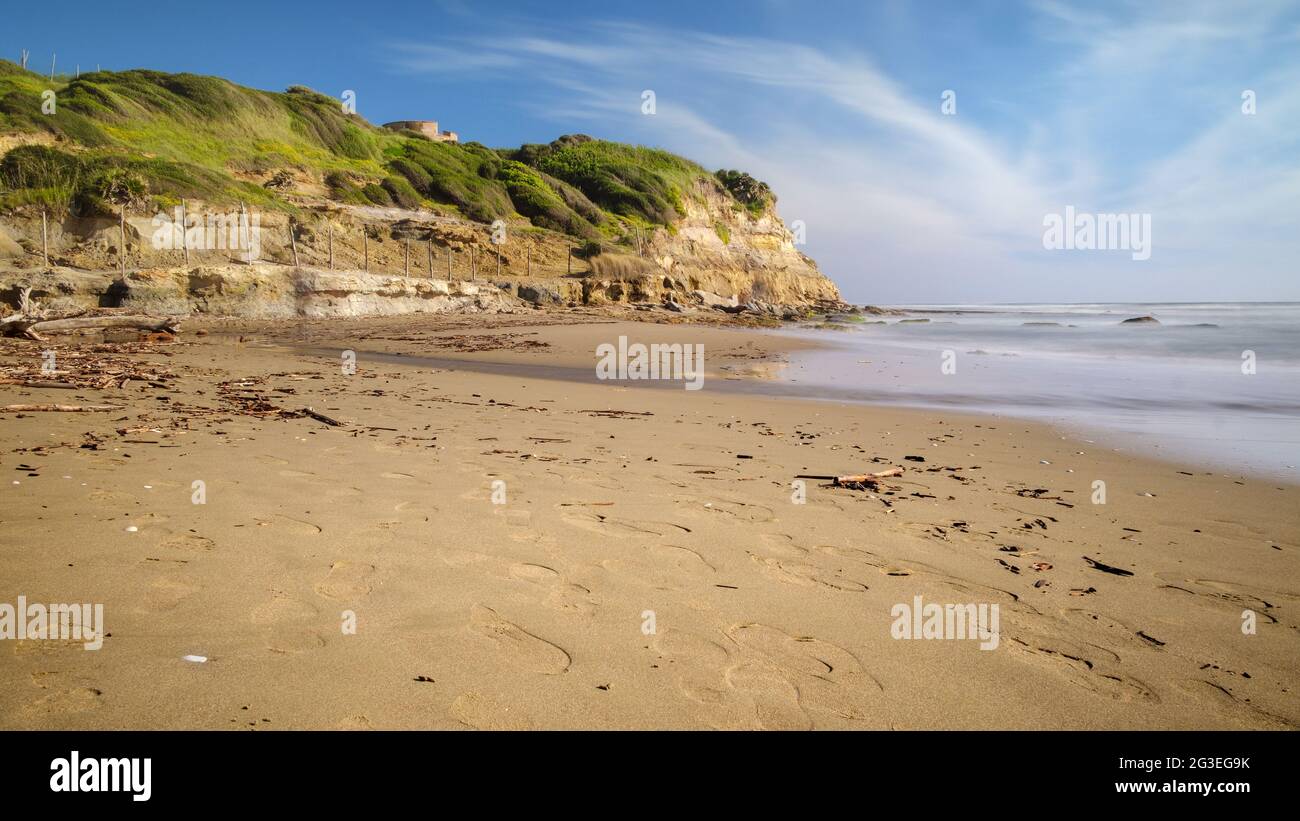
xmin=773 ymin=303 xmax=1300 ymax=480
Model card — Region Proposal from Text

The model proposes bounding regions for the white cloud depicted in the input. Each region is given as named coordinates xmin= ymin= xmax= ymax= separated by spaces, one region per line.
xmin=387 ymin=6 xmax=1300 ymax=302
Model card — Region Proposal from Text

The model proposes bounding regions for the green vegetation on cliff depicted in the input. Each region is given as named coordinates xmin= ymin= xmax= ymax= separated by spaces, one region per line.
xmin=0 ymin=60 xmax=775 ymax=241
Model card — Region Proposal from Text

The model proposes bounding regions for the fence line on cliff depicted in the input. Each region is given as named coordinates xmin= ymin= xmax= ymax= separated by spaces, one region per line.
xmin=30 ymin=206 xmax=601 ymax=283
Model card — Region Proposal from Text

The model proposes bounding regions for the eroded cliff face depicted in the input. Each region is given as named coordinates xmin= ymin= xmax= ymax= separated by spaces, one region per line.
xmin=648 ymin=178 xmax=839 ymax=305
xmin=0 ymin=177 xmax=842 ymax=318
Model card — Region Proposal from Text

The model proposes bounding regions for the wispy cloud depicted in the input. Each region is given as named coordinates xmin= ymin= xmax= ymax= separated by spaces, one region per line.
xmin=387 ymin=3 xmax=1300 ymax=302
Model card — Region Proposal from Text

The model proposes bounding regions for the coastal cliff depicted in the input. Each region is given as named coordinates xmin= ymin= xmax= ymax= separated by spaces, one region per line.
xmin=0 ymin=61 xmax=841 ymax=317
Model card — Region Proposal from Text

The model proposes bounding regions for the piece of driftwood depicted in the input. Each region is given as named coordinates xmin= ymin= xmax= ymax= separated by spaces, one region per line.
xmin=797 ymin=468 xmax=904 ymax=486
xmin=0 ymin=379 xmax=80 ymax=389
xmin=1082 ymin=556 xmax=1134 ymax=577
xmin=22 ymin=315 xmax=180 ymax=335
xmin=1 ymin=403 xmax=122 ymax=412
xmin=300 ymin=407 xmax=345 ymax=426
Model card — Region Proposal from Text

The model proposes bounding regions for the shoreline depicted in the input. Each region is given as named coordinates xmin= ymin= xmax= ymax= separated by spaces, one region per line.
xmin=2 ymin=316 xmax=1297 ymax=729
xmin=246 ymin=314 xmax=1299 ymax=485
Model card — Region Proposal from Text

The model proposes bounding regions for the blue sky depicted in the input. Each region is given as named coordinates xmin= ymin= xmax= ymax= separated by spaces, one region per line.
xmin=6 ymin=0 xmax=1299 ymax=303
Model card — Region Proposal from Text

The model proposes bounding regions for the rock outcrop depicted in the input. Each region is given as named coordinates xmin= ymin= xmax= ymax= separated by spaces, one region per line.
xmin=0 ymin=177 xmax=841 ymax=319
xmin=2 ymin=264 xmax=523 ymax=319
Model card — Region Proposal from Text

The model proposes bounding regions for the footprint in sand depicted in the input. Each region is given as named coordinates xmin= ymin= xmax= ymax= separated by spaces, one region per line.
xmin=651 ymin=628 xmax=814 ymax=729
xmin=507 ymin=562 xmax=595 ymax=616
xmin=1058 ymin=608 xmax=1155 ymax=650
xmin=12 ymin=639 xmax=84 ymax=657
xmin=439 ymin=551 xmax=597 ymax=617
xmin=24 ymin=686 xmax=104 ymax=717
xmin=313 ymin=561 xmax=375 ymax=600
xmin=266 ymin=629 xmax=327 ymax=655
xmin=88 ymin=488 xmax=137 ymax=506
xmin=1155 ymin=574 xmax=1293 ymax=624
xmin=677 ymin=497 xmax=776 ymax=523
xmin=496 ymin=508 xmax=534 ymax=529
xmin=598 ymin=545 xmax=716 ymax=592
xmin=450 ymin=691 xmax=538 ymax=730
xmin=748 ymin=554 xmax=870 ymax=593
xmin=250 ymin=591 xmax=319 ymax=625
xmin=156 ymin=532 xmax=216 ymax=552
xmin=504 ymin=562 xmax=553 ymax=582
xmin=560 ymin=511 xmax=689 ymax=539
xmin=136 ymin=576 xmax=202 ymax=613
xmin=726 ymin=622 xmax=883 ymax=721
xmin=724 ymin=663 xmax=812 ymax=730
xmin=1003 ymin=627 xmax=1157 ymax=704
xmin=253 ymin=515 xmax=322 ymax=535
xmin=459 ymin=475 xmax=517 ymax=504
xmin=757 ymin=533 xmax=812 ymax=559
xmin=275 ymin=470 xmax=363 ymax=496
xmin=653 ymin=628 xmax=735 ymax=706
xmin=468 ymin=605 xmax=570 ymax=675
xmin=393 ymin=500 xmax=439 ymax=515
xmin=1174 ymin=679 xmax=1295 ymax=729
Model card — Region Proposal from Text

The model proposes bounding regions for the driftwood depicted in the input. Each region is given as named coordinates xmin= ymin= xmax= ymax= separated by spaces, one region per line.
xmin=300 ymin=406 xmax=345 ymax=426
xmin=797 ymin=468 xmax=904 ymax=487
xmin=0 ymin=379 xmax=80 ymax=389
xmin=1 ymin=288 xmax=182 ymax=341
xmin=1 ymin=403 xmax=122 ymax=412
xmin=2 ymin=314 xmax=182 ymax=341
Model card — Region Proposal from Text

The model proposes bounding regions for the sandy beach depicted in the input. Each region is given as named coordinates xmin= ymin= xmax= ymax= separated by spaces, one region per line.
xmin=1 ymin=314 xmax=1296 ymax=730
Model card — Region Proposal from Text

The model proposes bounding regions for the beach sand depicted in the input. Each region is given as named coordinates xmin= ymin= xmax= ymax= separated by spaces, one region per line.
xmin=1 ymin=315 xmax=1297 ymax=729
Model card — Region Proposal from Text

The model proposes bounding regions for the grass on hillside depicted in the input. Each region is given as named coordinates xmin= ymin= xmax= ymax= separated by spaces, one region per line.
xmin=0 ymin=60 xmax=771 ymax=244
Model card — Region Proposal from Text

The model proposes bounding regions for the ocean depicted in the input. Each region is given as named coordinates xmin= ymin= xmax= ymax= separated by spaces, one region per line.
xmin=773 ymin=303 xmax=1300 ymax=480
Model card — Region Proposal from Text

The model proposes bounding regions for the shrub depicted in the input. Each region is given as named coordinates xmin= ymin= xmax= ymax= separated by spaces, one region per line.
xmin=715 ymin=169 xmax=773 ymax=216
xmin=381 ymin=175 xmax=422 ymax=209
xmin=361 ymin=183 xmax=393 ymax=206
xmin=574 ymin=239 xmax=603 ymax=259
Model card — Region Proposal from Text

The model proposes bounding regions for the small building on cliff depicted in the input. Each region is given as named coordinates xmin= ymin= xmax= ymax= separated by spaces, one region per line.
xmin=382 ymin=120 xmax=459 ymax=143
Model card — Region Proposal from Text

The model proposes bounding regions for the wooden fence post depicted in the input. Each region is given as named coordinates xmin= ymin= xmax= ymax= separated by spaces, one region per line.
xmin=41 ymin=208 xmax=48 ymax=269
xmin=180 ymin=199 xmax=189 ymax=265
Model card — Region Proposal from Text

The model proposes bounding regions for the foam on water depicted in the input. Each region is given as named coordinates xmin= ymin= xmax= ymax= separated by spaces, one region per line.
xmin=775 ymin=303 xmax=1300 ymax=480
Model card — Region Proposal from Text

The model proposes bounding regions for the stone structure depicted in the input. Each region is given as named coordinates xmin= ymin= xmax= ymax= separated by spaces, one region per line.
xmin=382 ymin=120 xmax=459 ymax=143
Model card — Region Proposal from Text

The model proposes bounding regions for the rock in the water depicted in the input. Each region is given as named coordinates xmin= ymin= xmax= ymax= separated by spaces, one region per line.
xmin=1121 ymin=315 xmax=1160 ymax=324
